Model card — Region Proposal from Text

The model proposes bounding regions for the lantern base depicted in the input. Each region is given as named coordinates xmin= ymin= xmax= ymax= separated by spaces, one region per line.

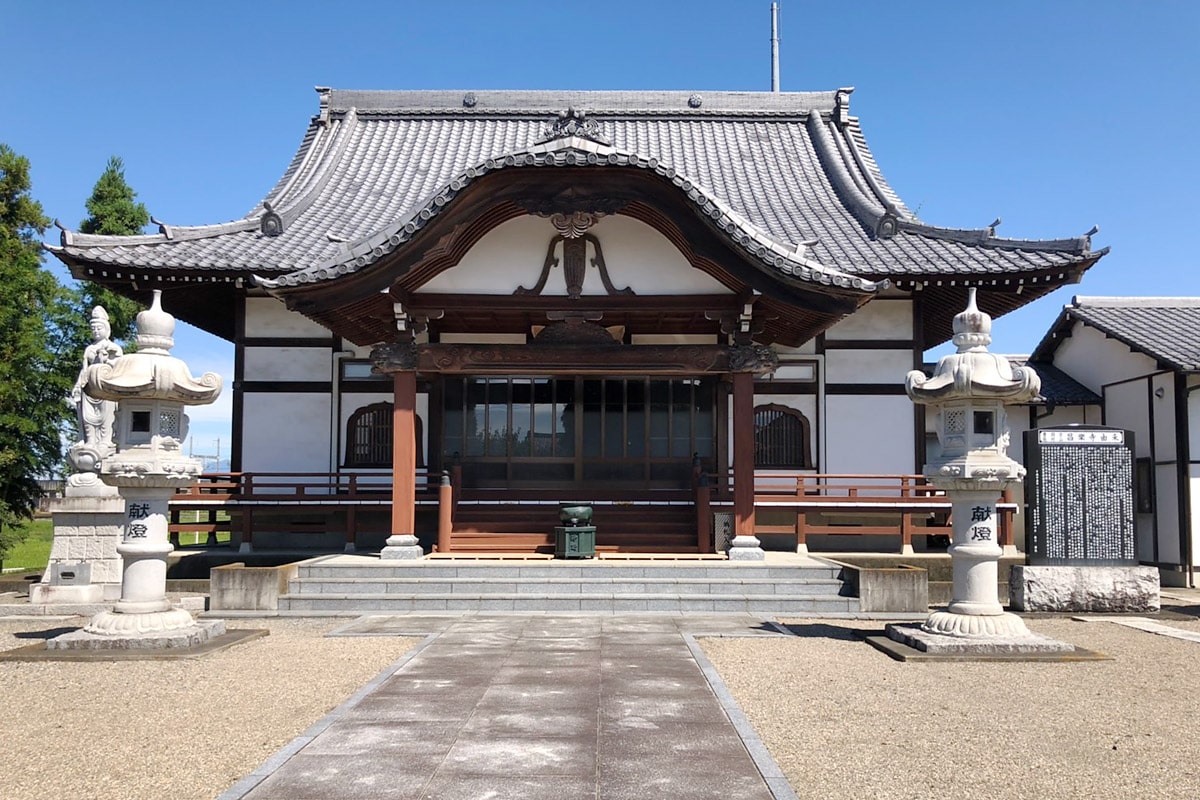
xmin=885 ymin=612 xmax=1075 ymax=656
xmin=48 ymin=612 xmax=226 ymax=651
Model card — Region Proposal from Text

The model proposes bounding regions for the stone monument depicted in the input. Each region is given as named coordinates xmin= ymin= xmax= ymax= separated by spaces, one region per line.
xmin=49 ymin=291 xmax=226 ymax=650
xmin=31 ymin=306 xmax=125 ymax=605
xmin=887 ymin=290 xmax=1072 ymax=654
xmin=1012 ymin=425 xmax=1159 ymax=612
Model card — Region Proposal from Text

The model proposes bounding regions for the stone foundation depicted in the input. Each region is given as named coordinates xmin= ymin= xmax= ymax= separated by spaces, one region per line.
xmin=1009 ymin=565 xmax=1160 ymax=613
xmin=32 ymin=494 xmax=125 ymax=603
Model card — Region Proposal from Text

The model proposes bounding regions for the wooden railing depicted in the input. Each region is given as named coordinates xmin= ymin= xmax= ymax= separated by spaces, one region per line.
xmin=745 ymin=472 xmax=1013 ymax=554
xmin=167 ymin=470 xmax=1014 ymax=555
xmin=169 ymin=470 xmax=434 ymax=551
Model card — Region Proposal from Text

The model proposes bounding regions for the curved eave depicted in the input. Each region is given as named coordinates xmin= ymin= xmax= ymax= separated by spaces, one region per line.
xmin=809 ymin=107 xmax=1099 ymax=258
xmin=254 ymin=139 xmax=883 ymax=298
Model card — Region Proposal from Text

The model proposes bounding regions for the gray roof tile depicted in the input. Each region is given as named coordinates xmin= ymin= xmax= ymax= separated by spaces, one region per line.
xmin=1035 ymin=297 xmax=1200 ymax=372
xmin=49 ymin=88 xmax=1103 ymax=292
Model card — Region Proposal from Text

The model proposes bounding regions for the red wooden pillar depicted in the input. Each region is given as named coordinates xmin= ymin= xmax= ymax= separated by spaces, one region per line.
xmin=390 ymin=371 xmax=417 ymax=540
xmin=732 ymin=371 xmax=755 ymax=541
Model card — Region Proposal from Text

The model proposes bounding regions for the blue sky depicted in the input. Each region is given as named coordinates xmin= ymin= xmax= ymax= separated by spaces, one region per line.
xmin=5 ymin=0 xmax=1198 ymax=455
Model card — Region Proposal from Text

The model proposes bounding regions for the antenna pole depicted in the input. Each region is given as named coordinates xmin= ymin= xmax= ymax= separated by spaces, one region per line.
xmin=771 ymin=3 xmax=780 ymax=92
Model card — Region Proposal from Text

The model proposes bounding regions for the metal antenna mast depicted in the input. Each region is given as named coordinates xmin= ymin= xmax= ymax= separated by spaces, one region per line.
xmin=771 ymin=2 xmax=780 ymax=92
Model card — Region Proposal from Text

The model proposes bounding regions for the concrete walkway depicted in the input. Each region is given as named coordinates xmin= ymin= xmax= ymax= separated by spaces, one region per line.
xmin=221 ymin=614 xmax=795 ymax=800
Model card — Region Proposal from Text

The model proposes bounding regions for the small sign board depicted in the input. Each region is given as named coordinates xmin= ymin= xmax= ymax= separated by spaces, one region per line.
xmin=1024 ymin=425 xmax=1136 ymax=566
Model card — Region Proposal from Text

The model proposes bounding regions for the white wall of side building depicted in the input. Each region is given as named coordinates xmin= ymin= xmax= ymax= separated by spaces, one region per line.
xmin=1050 ymin=321 xmax=1159 ymax=393
xmin=1188 ymin=376 xmax=1199 ymax=571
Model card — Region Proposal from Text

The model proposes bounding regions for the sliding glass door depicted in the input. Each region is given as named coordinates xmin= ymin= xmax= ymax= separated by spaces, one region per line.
xmin=442 ymin=376 xmax=716 ymax=489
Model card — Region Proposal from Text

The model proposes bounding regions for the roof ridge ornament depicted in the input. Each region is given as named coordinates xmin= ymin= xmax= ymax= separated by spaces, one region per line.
xmin=536 ymin=107 xmax=610 ymax=146
xmin=261 ymin=202 xmax=284 ymax=237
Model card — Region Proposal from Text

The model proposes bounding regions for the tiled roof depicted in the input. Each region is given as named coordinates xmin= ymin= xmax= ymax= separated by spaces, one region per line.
xmin=1006 ymin=357 xmax=1101 ymax=406
xmin=1033 ymin=297 xmax=1200 ymax=372
xmin=48 ymin=88 xmax=1103 ymax=293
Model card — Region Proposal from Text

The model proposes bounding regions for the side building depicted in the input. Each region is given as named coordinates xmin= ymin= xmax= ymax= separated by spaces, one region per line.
xmin=1029 ymin=297 xmax=1199 ymax=586
xmin=46 ymin=88 xmax=1105 ymax=554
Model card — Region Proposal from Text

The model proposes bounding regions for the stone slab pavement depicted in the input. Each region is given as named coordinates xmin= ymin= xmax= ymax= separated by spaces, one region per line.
xmin=220 ymin=614 xmax=796 ymax=800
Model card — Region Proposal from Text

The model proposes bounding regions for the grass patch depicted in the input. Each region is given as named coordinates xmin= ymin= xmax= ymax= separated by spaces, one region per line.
xmin=2 ymin=518 xmax=54 ymax=574
xmin=173 ymin=509 xmax=233 ymax=547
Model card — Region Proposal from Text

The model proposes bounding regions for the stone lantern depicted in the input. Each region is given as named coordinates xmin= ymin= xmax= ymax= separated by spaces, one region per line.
xmin=902 ymin=289 xmax=1043 ymax=641
xmin=49 ymin=291 xmax=225 ymax=649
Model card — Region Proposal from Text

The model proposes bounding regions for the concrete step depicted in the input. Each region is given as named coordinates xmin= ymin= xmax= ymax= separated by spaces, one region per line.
xmin=286 ymin=576 xmax=847 ymax=596
xmin=294 ymin=563 xmax=842 ymax=581
xmin=276 ymin=592 xmax=857 ymax=614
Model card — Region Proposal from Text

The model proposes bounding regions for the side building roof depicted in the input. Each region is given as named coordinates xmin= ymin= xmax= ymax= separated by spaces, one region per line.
xmin=47 ymin=87 xmax=1106 ymax=344
xmin=1032 ymin=296 xmax=1200 ymax=373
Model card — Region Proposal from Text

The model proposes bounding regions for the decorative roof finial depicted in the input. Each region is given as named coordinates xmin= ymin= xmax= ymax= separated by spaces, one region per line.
xmin=952 ymin=288 xmax=992 ymax=353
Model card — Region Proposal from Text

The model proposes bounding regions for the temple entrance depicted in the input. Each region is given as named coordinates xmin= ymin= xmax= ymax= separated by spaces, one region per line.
xmin=441 ymin=375 xmax=717 ymax=490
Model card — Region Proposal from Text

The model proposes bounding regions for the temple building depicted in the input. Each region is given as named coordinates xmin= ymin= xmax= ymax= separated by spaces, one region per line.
xmin=47 ymin=87 xmax=1108 ymax=556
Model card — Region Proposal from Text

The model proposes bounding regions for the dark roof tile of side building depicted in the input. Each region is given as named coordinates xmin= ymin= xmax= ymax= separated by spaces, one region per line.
xmin=47 ymin=87 xmax=1105 ymax=296
xmin=1032 ymin=296 xmax=1200 ymax=373
xmin=921 ymin=357 xmax=1101 ymax=406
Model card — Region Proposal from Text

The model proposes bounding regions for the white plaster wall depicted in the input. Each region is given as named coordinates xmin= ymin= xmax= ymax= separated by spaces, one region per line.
xmin=825 ymin=350 xmax=909 ymax=384
xmin=1189 ymin=376 xmax=1200 ymax=455
xmin=824 ymin=299 xmax=912 ymax=340
xmin=1155 ymin=463 xmax=1182 ymax=564
xmin=774 ymin=340 xmax=818 ymax=356
xmin=1190 ymin=378 xmax=1199 ymax=569
xmin=770 ymin=362 xmax=818 ymax=382
xmin=241 ymin=393 xmax=332 ymax=473
xmin=1105 ymin=379 xmax=1152 ymax=458
xmin=1051 ymin=322 xmax=1159 ymax=393
xmin=244 ymin=347 xmax=333 ymax=382
xmin=823 ymin=396 xmax=914 ymax=474
xmin=1152 ymin=373 xmax=1178 ymax=459
xmin=417 ymin=214 xmax=731 ymax=296
xmin=1038 ymin=405 xmax=1098 ymax=427
xmin=244 ymin=296 xmax=331 ymax=338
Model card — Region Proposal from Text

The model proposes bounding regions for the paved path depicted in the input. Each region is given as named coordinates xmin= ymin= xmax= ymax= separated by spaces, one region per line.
xmin=222 ymin=614 xmax=793 ymax=800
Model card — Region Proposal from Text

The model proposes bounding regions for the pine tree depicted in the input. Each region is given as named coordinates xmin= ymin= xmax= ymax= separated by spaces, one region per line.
xmin=76 ymin=155 xmax=149 ymax=344
xmin=0 ymin=144 xmax=69 ymax=555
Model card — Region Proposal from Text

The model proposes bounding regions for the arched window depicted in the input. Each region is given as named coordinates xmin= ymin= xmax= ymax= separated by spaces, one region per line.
xmin=753 ymin=404 xmax=813 ymax=469
xmin=344 ymin=403 xmax=424 ymax=468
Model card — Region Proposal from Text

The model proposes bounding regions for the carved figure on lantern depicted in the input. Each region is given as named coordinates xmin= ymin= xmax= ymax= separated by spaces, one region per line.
xmin=47 ymin=290 xmax=226 ymax=650
xmin=66 ymin=306 xmax=123 ymax=491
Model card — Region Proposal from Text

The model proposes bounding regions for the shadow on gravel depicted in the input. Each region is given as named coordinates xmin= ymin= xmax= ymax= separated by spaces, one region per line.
xmin=13 ymin=627 xmax=78 ymax=640
xmin=776 ymin=623 xmax=863 ymax=641
xmin=1164 ymin=604 xmax=1200 ymax=619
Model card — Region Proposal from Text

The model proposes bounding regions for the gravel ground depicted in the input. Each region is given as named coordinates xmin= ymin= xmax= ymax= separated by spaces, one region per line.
xmin=0 ymin=617 xmax=419 ymax=800
xmin=3 ymin=611 xmax=1198 ymax=800
xmin=701 ymin=614 xmax=1200 ymax=800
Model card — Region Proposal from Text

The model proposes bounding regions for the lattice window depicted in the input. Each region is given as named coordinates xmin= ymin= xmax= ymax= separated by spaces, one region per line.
xmin=344 ymin=403 xmax=424 ymax=468
xmin=753 ymin=404 xmax=813 ymax=469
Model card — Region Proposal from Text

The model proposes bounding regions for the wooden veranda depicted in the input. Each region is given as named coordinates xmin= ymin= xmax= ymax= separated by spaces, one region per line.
xmin=168 ymin=471 xmax=1015 ymax=555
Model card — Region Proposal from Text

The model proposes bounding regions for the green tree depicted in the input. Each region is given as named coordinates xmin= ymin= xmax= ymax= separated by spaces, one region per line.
xmin=75 ymin=155 xmax=148 ymax=344
xmin=0 ymin=144 xmax=70 ymax=555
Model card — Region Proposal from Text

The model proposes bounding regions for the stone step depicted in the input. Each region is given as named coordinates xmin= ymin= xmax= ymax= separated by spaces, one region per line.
xmin=276 ymin=592 xmax=858 ymax=614
xmin=286 ymin=576 xmax=847 ymax=596
xmin=295 ymin=563 xmax=841 ymax=581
